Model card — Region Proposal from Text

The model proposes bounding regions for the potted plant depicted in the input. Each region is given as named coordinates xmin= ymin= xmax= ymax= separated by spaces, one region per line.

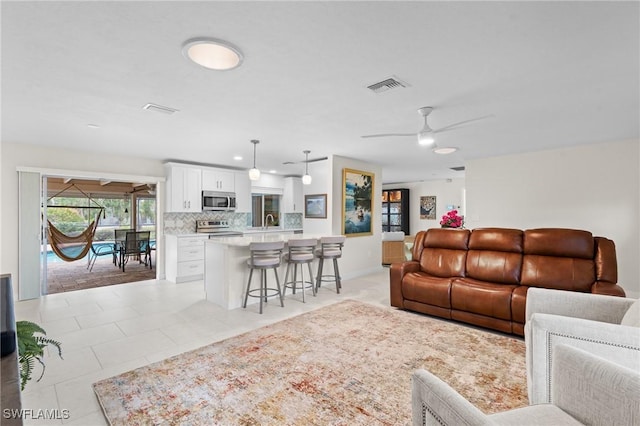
xmin=440 ymin=210 xmax=464 ymax=228
xmin=16 ymin=320 xmax=63 ymax=390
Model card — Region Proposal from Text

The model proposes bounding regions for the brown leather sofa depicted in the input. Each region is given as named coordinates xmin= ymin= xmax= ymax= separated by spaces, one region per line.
xmin=390 ymin=228 xmax=625 ymax=336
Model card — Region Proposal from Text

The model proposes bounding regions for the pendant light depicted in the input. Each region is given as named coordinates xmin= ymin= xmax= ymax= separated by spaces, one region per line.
xmin=302 ymin=150 xmax=312 ymax=185
xmin=249 ymin=140 xmax=261 ymax=181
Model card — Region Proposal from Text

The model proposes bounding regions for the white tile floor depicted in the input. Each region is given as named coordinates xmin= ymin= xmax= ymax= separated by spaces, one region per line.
xmin=14 ymin=269 xmax=391 ymax=425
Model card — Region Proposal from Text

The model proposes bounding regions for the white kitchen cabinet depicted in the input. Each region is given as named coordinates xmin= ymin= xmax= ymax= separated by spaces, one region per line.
xmin=234 ymin=171 xmax=251 ymax=213
xmin=166 ymin=163 xmax=202 ymax=212
xmin=282 ymin=176 xmax=303 ymax=213
xmin=165 ymin=234 xmax=208 ymax=283
xmin=202 ymin=168 xmax=235 ymax=192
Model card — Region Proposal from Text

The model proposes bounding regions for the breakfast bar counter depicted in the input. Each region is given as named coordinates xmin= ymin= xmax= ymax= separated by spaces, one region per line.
xmin=204 ymin=232 xmax=325 ymax=309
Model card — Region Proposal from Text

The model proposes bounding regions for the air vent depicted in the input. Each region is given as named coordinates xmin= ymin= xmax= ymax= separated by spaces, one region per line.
xmin=450 ymin=166 xmax=465 ymax=171
xmin=142 ymin=103 xmax=179 ymax=115
xmin=367 ymin=76 xmax=408 ymax=93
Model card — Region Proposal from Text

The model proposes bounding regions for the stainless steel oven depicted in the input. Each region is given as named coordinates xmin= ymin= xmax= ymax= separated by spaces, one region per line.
xmin=202 ymin=191 xmax=236 ymax=211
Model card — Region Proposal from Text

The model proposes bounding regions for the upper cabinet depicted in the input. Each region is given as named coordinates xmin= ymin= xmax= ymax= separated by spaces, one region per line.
xmin=166 ymin=163 xmax=202 ymax=212
xmin=282 ymin=177 xmax=303 ymax=213
xmin=202 ymin=168 xmax=235 ymax=192
xmin=234 ymin=171 xmax=251 ymax=213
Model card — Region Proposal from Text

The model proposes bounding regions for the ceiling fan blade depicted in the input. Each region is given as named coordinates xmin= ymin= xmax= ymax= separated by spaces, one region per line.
xmin=432 ymin=115 xmax=494 ymax=134
xmin=282 ymin=156 xmax=328 ymax=165
xmin=361 ymin=133 xmax=415 ymax=138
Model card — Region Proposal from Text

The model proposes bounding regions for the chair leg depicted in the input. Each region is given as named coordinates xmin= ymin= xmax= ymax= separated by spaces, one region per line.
xmin=259 ymin=269 xmax=264 ymax=314
xmin=299 ymin=264 xmax=306 ymax=303
xmin=307 ymin=262 xmax=316 ymax=296
xmin=334 ymin=258 xmax=341 ymax=293
xmin=316 ymin=258 xmax=324 ymax=291
xmin=243 ymin=268 xmax=254 ymax=309
xmin=283 ymin=262 xmax=291 ymax=297
xmin=273 ymin=267 xmax=284 ymax=307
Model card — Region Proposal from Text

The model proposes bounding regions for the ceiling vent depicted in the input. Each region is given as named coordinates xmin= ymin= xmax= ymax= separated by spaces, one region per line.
xmin=450 ymin=166 xmax=465 ymax=171
xmin=367 ymin=76 xmax=408 ymax=93
xmin=142 ymin=103 xmax=179 ymax=115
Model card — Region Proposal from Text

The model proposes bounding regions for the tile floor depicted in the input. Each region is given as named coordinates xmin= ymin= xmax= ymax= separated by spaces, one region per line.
xmin=14 ymin=268 xmax=391 ymax=425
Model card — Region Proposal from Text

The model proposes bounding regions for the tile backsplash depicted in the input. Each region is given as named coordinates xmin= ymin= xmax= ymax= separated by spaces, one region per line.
xmin=164 ymin=212 xmax=302 ymax=234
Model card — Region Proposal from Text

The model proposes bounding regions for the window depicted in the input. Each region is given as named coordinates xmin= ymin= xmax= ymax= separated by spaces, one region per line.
xmin=251 ymin=194 xmax=281 ymax=227
xmin=136 ymin=197 xmax=156 ymax=239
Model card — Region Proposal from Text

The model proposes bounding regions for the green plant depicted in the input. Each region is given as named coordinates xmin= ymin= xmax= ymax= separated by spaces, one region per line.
xmin=16 ymin=321 xmax=63 ymax=390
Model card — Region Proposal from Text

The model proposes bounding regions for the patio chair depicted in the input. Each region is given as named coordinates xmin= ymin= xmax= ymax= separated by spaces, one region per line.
xmin=120 ymin=231 xmax=151 ymax=272
xmin=87 ymin=242 xmax=119 ymax=272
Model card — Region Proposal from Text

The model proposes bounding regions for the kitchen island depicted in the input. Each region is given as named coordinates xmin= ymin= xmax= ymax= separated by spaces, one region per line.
xmin=204 ymin=232 xmax=326 ymax=309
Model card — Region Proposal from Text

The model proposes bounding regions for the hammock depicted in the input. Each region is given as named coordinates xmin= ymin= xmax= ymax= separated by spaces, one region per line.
xmin=47 ymin=209 xmax=102 ymax=262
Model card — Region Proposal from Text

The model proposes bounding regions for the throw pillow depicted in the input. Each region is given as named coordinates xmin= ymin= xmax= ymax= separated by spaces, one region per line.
xmin=621 ymin=300 xmax=640 ymax=327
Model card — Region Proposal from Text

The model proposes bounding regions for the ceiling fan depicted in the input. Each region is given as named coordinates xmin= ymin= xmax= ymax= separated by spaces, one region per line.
xmin=361 ymin=106 xmax=492 ymax=148
xmin=282 ymin=155 xmax=328 ymax=165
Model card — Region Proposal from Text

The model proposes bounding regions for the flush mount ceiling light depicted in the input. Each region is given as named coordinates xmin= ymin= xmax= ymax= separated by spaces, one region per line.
xmin=182 ymin=37 xmax=243 ymax=71
xmin=433 ymin=146 xmax=458 ymax=155
xmin=302 ymin=150 xmax=312 ymax=185
xmin=249 ymin=140 xmax=261 ymax=181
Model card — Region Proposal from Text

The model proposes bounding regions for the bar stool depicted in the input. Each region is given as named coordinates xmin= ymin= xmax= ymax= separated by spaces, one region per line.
xmin=315 ymin=236 xmax=345 ymax=294
xmin=282 ymin=238 xmax=317 ymax=303
xmin=243 ymin=241 xmax=285 ymax=314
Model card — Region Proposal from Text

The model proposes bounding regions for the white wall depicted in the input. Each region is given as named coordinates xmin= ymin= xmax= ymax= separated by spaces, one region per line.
xmin=302 ymin=161 xmax=332 ymax=236
xmin=383 ymin=178 xmax=465 ymax=236
xmin=465 ymin=139 xmax=640 ymax=298
xmin=1 ymin=142 xmax=165 ymax=298
xmin=331 ymin=155 xmax=383 ymax=279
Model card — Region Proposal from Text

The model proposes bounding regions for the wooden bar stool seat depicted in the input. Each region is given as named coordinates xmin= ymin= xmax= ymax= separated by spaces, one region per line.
xmin=314 ymin=236 xmax=345 ymax=294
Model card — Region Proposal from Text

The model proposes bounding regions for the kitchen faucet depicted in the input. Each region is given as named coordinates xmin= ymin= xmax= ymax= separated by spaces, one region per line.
xmin=264 ymin=214 xmax=275 ymax=230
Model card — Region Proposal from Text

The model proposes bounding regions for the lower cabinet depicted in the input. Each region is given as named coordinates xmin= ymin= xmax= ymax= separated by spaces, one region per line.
xmin=165 ymin=235 xmax=208 ymax=283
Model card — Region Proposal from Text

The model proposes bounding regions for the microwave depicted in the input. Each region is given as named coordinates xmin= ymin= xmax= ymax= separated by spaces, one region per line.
xmin=202 ymin=191 xmax=236 ymax=211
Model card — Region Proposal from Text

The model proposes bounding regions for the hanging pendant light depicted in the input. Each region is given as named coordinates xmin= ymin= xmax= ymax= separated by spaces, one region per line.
xmin=302 ymin=150 xmax=312 ymax=185
xmin=249 ymin=140 xmax=261 ymax=181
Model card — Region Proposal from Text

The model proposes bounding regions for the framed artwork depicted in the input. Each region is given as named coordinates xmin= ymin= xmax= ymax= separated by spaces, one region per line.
xmin=305 ymin=194 xmax=327 ymax=218
xmin=420 ymin=196 xmax=437 ymax=220
xmin=342 ymin=168 xmax=374 ymax=236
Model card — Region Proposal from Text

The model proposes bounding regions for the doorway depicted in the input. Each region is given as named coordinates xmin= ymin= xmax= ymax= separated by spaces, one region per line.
xmin=44 ymin=177 xmax=157 ymax=294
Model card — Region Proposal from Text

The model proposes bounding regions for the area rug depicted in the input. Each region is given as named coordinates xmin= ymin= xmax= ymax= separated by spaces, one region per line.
xmin=93 ymin=300 xmax=527 ymax=425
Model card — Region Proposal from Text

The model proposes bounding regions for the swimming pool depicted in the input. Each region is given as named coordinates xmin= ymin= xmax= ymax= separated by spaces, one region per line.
xmin=46 ymin=242 xmax=114 ymax=263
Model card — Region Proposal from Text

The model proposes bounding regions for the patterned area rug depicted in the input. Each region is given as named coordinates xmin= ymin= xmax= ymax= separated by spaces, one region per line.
xmin=93 ymin=300 xmax=527 ymax=425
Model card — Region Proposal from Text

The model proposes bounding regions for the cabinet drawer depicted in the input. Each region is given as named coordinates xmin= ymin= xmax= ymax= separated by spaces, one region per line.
xmin=177 ymin=260 xmax=204 ymax=277
xmin=178 ymin=245 xmax=204 ymax=261
xmin=178 ymin=237 xmax=207 ymax=247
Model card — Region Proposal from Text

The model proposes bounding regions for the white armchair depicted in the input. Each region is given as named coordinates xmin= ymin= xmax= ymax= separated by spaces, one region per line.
xmin=524 ymin=287 xmax=640 ymax=405
xmin=412 ymin=344 xmax=640 ymax=425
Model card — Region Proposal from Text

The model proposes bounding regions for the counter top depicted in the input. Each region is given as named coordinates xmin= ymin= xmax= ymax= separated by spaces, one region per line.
xmin=206 ymin=232 xmax=325 ymax=247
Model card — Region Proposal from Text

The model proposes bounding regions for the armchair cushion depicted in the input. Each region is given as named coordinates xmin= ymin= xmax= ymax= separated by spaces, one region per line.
xmin=525 ymin=288 xmax=640 ymax=405
xmin=412 ymin=345 xmax=640 ymax=426
xmin=621 ymin=299 xmax=640 ymax=327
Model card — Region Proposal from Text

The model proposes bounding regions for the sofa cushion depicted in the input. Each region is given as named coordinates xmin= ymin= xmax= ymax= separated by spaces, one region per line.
xmin=468 ymin=228 xmax=523 ymax=253
xmin=522 ymin=229 xmax=596 ymax=292
xmin=402 ymin=273 xmax=452 ymax=308
xmin=419 ymin=229 xmax=470 ymax=278
xmin=451 ymin=278 xmax=517 ymax=321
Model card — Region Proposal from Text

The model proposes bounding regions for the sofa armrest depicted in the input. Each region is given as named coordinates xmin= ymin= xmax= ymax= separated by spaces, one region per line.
xmin=411 ymin=369 xmax=490 ymax=426
xmin=552 ymin=345 xmax=640 ymax=425
xmin=390 ymin=261 xmax=420 ymax=308
xmin=525 ymin=312 xmax=640 ymax=405
xmin=525 ymin=287 xmax=635 ymax=324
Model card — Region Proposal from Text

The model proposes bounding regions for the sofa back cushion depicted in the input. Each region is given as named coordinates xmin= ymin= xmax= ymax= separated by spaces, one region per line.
xmin=466 ymin=228 xmax=523 ymax=284
xmin=521 ymin=229 xmax=595 ymax=292
xmin=419 ymin=229 xmax=470 ymax=278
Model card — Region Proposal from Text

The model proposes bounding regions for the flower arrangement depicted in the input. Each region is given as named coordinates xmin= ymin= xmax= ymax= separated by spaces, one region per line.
xmin=440 ymin=209 xmax=464 ymax=228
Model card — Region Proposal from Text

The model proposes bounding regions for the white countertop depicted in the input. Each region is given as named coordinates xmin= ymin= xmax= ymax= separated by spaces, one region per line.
xmin=206 ymin=232 xmax=325 ymax=247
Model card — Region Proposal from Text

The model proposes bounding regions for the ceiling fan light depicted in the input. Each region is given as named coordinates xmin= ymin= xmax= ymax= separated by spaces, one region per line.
xmin=433 ymin=146 xmax=458 ymax=155
xmin=418 ymin=131 xmax=435 ymax=146
xmin=302 ymin=174 xmax=312 ymax=185
xmin=182 ymin=37 xmax=243 ymax=71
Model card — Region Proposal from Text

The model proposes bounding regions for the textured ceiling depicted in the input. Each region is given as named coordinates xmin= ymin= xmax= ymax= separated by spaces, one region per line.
xmin=2 ymin=1 xmax=638 ymax=184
